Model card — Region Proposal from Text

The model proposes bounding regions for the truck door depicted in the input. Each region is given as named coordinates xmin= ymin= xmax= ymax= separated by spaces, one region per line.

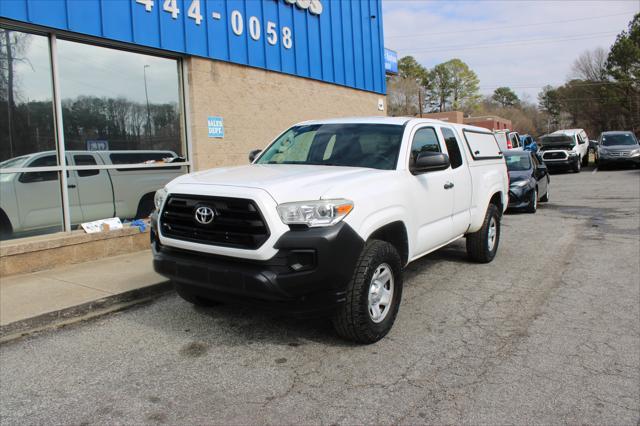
xmin=14 ymin=154 xmax=82 ymax=231
xmin=440 ymin=127 xmax=472 ymax=236
xmin=407 ymin=126 xmax=454 ymax=255
xmin=71 ymin=154 xmax=115 ymax=222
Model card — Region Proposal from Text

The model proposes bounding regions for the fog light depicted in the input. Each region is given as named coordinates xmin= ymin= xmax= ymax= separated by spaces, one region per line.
xmin=287 ymin=250 xmax=316 ymax=272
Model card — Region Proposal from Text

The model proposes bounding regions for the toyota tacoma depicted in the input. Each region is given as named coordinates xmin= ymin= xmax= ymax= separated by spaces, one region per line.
xmin=151 ymin=117 xmax=509 ymax=343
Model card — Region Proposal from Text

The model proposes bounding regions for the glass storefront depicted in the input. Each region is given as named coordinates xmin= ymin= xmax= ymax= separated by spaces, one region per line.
xmin=0 ymin=26 xmax=188 ymax=241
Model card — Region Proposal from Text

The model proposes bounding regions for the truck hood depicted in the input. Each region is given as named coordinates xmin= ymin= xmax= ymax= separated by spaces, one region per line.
xmin=168 ymin=164 xmax=387 ymax=203
xmin=600 ymin=144 xmax=640 ymax=151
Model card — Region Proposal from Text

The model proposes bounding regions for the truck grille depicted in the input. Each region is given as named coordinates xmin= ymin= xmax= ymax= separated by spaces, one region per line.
xmin=160 ymin=194 xmax=270 ymax=249
xmin=542 ymin=151 xmax=568 ymax=160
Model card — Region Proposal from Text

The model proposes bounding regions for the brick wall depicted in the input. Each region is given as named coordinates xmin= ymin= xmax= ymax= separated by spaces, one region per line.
xmin=186 ymin=58 xmax=386 ymax=170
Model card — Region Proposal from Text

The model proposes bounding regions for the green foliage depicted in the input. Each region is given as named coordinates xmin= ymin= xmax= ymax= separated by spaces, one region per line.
xmin=397 ymin=56 xmax=428 ymax=83
xmin=425 ymin=59 xmax=480 ymax=113
xmin=492 ymin=87 xmax=520 ymax=108
xmin=606 ymin=13 xmax=640 ymax=85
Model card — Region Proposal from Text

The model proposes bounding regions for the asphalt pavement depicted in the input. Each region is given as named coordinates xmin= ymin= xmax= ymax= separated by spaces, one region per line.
xmin=1 ymin=166 xmax=639 ymax=425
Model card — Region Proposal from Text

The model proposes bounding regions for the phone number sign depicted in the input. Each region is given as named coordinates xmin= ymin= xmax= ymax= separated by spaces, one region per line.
xmin=0 ymin=0 xmax=387 ymax=94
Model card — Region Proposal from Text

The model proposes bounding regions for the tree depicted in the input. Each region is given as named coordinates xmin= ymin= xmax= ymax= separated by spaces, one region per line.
xmin=492 ymin=87 xmax=520 ymax=108
xmin=447 ymin=59 xmax=481 ymax=112
xmin=572 ymin=47 xmax=609 ymax=81
xmin=425 ymin=59 xmax=480 ymax=113
xmin=538 ymin=85 xmax=562 ymax=130
xmin=425 ymin=62 xmax=452 ymax=112
xmin=397 ymin=56 xmax=428 ymax=82
xmin=606 ymin=12 xmax=640 ymax=132
xmin=606 ymin=13 xmax=640 ymax=85
xmin=387 ymin=56 xmax=428 ymax=116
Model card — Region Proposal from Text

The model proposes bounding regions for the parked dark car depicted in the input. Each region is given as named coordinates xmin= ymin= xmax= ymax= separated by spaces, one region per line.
xmin=595 ymin=131 xmax=640 ymax=168
xmin=505 ymin=151 xmax=550 ymax=213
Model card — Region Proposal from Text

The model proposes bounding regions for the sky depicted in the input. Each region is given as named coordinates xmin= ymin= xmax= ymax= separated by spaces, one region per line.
xmin=382 ymin=0 xmax=639 ymax=101
xmin=13 ymin=32 xmax=180 ymax=105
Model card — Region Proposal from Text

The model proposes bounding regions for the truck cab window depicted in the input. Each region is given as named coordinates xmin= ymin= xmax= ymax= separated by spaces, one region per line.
xmin=411 ymin=128 xmax=441 ymax=163
xmin=19 ymin=155 xmax=58 ymax=183
xmin=74 ymin=155 xmax=99 ymax=177
xmin=441 ymin=128 xmax=463 ymax=169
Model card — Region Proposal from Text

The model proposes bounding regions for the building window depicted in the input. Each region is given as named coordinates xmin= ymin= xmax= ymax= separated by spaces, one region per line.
xmin=57 ymin=39 xmax=184 ymax=158
xmin=0 ymin=26 xmax=189 ymax=241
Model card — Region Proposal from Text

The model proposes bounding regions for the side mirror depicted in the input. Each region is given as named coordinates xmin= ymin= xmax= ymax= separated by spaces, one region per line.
xmin=536 ymin=164 xmax=548 ymax=176
xmin=410 ymin=151 xmax=450 ymax=175
xmin=248 ymin=149 xmax=262 ymax=163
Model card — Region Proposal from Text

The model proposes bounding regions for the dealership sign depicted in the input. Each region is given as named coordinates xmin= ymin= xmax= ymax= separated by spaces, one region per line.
xmin=384 ymin=48 xmax=398 ymax=75
xmin=0 ymin=0 xmax=386 ymax=94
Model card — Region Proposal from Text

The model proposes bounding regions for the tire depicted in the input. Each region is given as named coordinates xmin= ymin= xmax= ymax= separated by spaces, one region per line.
xmin=573 ymin=158 xmax=581 ymax=173
xmin=525 ymin=189 xmax=538 ymax=213
xmin=135 ymin=193 xmax=155 ymax=219
xmin=540 ymin=184 xmax=549 ymax=203
xmin=332 ymin=240 xmax=403 ymax=344
xmin=581 ymin=153 xmax=589 ymax=167
xmin=174 ymin=282 xmax=220 ymax=307
xmin=0 ymin=210 xmax=12 ymax=240
xmin=466 ymin=203 xmax=501 ymax=263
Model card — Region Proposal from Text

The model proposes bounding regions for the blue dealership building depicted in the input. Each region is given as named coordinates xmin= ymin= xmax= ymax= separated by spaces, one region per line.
xmin=0 ymin=0 xmax=393 ymax=243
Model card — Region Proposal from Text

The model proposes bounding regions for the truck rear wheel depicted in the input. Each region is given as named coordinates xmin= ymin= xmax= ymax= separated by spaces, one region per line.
xmin=466 ymin=203 xmax=501 ymax=263
xmin=135 ymin=193 xmax=155 ymax=219
xmin=332 ymin=240 xmax=403 ymax=344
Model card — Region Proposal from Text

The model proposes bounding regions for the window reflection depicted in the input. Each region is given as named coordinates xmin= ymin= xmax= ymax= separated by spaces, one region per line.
xmin=0 ymin=29 xmax=187 ymax=241
xmin=57 ymin=40 xmax=184 ymax=160
xmin=0 ymin=29 xmax=56 ymax=163
xmin=0 ymin=170 xmax=63 ymax=239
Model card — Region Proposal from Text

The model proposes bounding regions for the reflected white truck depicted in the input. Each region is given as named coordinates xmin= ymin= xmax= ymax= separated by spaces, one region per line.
xmin=152 ymin=117 xmax=509 ymax=343
xmin=0 ymin=150 xmax=183 ymax=238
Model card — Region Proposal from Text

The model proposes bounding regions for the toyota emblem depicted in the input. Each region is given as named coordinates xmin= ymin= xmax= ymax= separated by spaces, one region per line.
xmin=194 ymin=206 xmax=215 ymax=225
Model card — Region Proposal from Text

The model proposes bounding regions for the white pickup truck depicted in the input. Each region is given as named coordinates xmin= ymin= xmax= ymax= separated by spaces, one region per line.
xmin=151 ymin=117 xmax=509 ymax=343
xmin=0 ymin=150 xmax=184 ymax=238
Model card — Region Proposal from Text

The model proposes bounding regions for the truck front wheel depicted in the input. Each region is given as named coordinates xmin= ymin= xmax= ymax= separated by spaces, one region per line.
xmin=466 ymin=203 xmax=501 ymax=263
xmin=332 ymin=240 xmax=403 ymax=344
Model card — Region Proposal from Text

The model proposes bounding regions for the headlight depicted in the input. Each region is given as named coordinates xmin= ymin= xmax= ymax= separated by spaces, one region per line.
xmin=510 ymin=180 xmax=529 ymax=188
xmin=630 ymin=148 xmax=640 ymax=157
xmin=154 ymin=187 xmax=168 ymax=211
xmin=277 ymin=199 xmax=354 ymax=227
xmin=568 ymin=152 xmax=579 ymax=157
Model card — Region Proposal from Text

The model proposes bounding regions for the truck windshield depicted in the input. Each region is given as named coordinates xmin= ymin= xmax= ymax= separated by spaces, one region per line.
xmin=601 ymin=133 xmax=638 ymax=146
xmin=256 ymin=124 xmax=405 ymax=170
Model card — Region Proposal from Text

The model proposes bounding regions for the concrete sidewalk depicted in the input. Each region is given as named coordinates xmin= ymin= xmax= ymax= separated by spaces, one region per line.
xmin=0 ymin=250 xmax=170 ymax=341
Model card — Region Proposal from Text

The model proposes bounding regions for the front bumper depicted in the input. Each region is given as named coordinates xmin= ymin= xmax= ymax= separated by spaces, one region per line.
xmin=542 ymin=156 xmax=579 ymax=169
xmin=151 ymin=214 xmax=364 ymax=315
xmin=508 ymin=186 xmax=533 ymax=209
xmin=598 ymin=155 xmax=640 ymax=166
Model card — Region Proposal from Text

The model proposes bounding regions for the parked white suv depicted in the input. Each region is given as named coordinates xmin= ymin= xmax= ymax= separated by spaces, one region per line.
xmin=151 ymin=117 xmax=509 ymax=343
xmin=539 ymin=129 xmax=590 ymax=172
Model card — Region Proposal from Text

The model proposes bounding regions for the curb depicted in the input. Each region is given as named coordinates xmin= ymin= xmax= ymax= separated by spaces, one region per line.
xmin=0 ymin=281 xmax=173 ymax=344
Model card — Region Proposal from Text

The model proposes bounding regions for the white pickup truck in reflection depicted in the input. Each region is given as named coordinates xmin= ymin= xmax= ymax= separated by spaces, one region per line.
xmin=0 ymin=150 xmax=184 ymax=238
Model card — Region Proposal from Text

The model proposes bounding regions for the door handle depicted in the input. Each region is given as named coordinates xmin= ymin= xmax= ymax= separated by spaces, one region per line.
xmin=67 ymin=184 xmax=76 ymax=189
xmin=444 ymin=182 xmax=454 ymax=190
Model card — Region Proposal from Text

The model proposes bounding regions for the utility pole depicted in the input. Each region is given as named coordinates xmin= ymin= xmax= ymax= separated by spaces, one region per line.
xmin=143 ymin=64 xmax=151 ymax=137
xmin=5 ymin=30 xmax=15 ymax=158
xmin=418 ymin=88 xmax=423 ymax=117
